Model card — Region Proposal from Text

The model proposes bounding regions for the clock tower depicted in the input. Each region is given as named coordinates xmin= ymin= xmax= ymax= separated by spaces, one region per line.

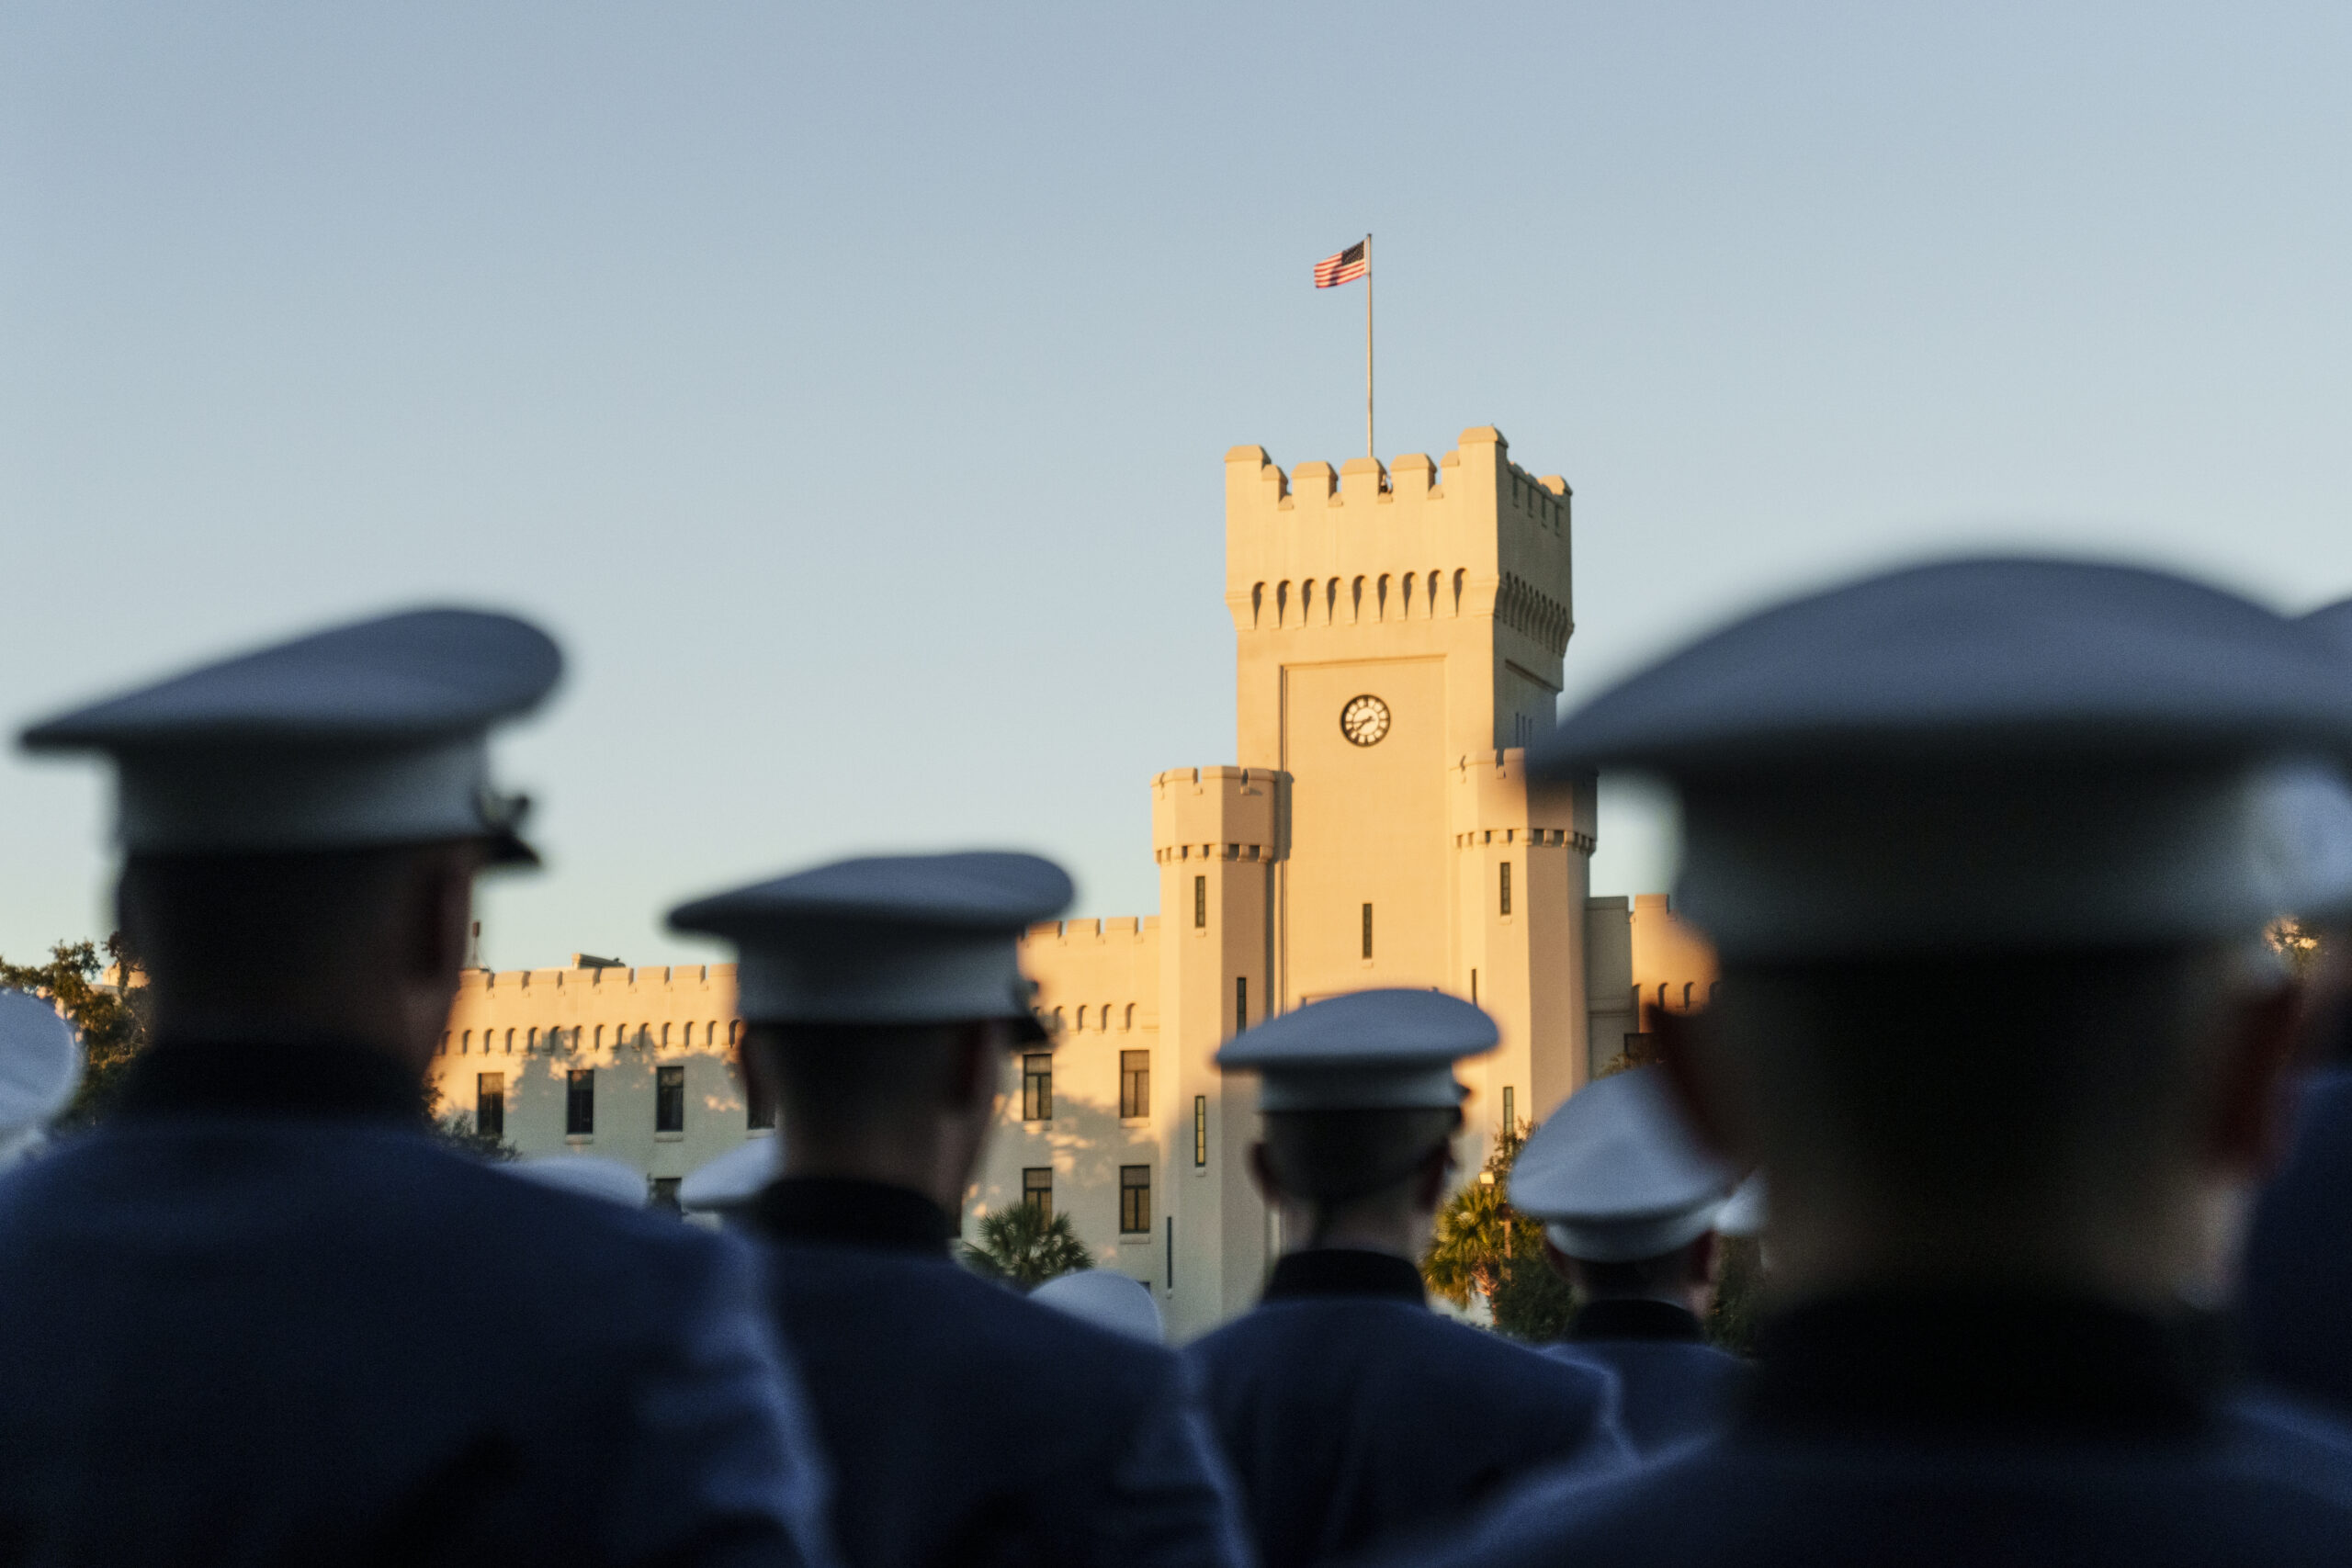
xmin=1224 ymin=424 xmax=1590 ymax=1112
xmin=1146 ymin=427 xmax=1595 ymax=1327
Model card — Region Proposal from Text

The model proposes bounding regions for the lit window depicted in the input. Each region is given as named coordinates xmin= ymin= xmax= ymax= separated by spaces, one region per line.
xmin=1022 ymin=1167 xmax=1053 ymax=1222
xmin=566 ymin=1069 xmax=594 ymax=1135
xmin=476 ymin=1072 xmax=504 ymax=1137
xmin=1120 ymin=1166 xmax=1152 ymax=1234
xmin=1120 ymin=1051 xmax=1150 ymax=1119
xmin=656 ymin=1065 xmax=685 ymax=1133
xmin=1022 ymin=1055 xmax=1054 ymax=1122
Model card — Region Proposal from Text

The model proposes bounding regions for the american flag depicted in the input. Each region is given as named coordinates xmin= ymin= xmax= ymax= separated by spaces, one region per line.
xmin=1313 ymin=240 xmax=1368 ymax=288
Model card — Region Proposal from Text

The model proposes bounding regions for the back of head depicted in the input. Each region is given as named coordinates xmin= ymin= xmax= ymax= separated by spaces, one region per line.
xmin=754 ymin=1020 xmax=969 ymax=1140
xmin=119 ymin=847 xmax=426 ymax=1006
xmin=1714 ymin=944 xmax=2253 ymax=1286
xmin=1259 ymin=1107 xmax=1464 ymax=1207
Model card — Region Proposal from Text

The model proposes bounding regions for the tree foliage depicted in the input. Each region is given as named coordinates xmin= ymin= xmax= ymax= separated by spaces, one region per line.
xmin=0 ymin=936 xmax=150 ymax=1126
xmin=2269 ymin=918 xmax=2324 ymax=982
xmin=962 ymin=1203 xmax=1093 ymax=1290
xmin=424 ymin=1083 xmax=520 ymax=1161
xmin=1706 ymin=1235 xmax=1764 ymax=1355
xmin=1421 ymin=1121 xmax=1575 ymax=1342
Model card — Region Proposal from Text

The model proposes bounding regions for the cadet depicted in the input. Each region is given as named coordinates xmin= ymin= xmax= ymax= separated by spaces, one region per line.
xmin=1510 ymin=1065 xmax=1750 ymax=1455
xmin=1186 ymin=988 xmax=1629 ymax=1568
xmin=0 ymin=609 xmax=835 ymax=1567
xmin=2242 ymin=593 xmax=2352 ymax=1419
xmin=0 ymin=988 xmax=80 ymax=1170
xmin=1408 ymin=558 xmax=2352 ymax=1568
xmin=667 ymin=852 xmax=1252 ymax=1568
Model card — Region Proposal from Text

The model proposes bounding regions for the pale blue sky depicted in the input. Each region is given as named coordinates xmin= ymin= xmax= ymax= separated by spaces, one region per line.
xmin=4 ymin=3 xmax=2347 ymax=968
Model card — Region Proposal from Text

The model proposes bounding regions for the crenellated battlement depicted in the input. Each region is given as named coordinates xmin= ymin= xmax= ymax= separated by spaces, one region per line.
xmin=1448 ymin=748 xmax=1598 ymax=852
xmin=458 ymin=962 xmax=735 ymax=993
xmin=1150 ymin=766 xmax=1291 ymax=864
xmin=1223 ymin=427 xmax=1573 ymax=655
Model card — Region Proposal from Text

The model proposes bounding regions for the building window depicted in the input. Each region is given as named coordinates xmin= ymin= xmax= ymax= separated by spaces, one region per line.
xmin=1023 ymin=1167 xmax=1054 ymax=1222
xmin=1499 ymin=861 xmax=1512 ymax=917
xmin=1470 ymin=969 xmax=1478 ymax=1006
xmin=650 ymin=1177 xmax=682 ymax=1213
xmin=656 ymin=1065 xmax=686 ymax=1133
xmin=460 ymin=1030 xmax=470 ymax=1055
xmin=1235 ymin=976 xmax=1248 ymax=1036
xmin=1022 ymin=1054 xmax=1054 ymax=1122
xmin=1502 ymin=1086 xmax=1516 ymax=1134
xmin=1193 ymin=874 xmax=1206 ymax=929
xmin=1120 ymin=1050 xmax=1150 ymax=1119
xmin=1193 ymin=1095 xmax=1207 ymax=1168
xmin=1120 ymin=1166 xmax=1152 ymax=1234
xmin=1363 ymin=903 xmax=1374 ymax=959
xmin=476 ymin=1072 xmax=504 ymax=1137
xmin=566 ymin=1069 xmax=594 ymax=1135
xmin=747 ymin=1062 xmax=775 ymax=1130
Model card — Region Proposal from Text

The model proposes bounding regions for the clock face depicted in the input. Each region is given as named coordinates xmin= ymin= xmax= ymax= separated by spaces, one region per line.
xmin=1340 ymin=694 xmax=1391 ymax=748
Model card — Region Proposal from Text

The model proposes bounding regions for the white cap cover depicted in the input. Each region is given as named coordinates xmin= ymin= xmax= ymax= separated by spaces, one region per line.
xmin=679 ymin=1135 xmax=784 ymax=1215
xmin=1532 ymin=558 xmax=2352 ymax=957
xmin=669 ymin=852 xmax=1070 ymax=1032
xmin=505 ymin=1155 xmax=649 ymax=1207
xmin=1510 ymin=1066 xmax=1734 ymax=1264
xmin=1216 ymin=988 xmax=1498 ymax=1112
xmin=0 ymin=990 xmax=82 ymax=1134
xmin=1713 ymin=1173 xmax=1767 ymax=1239
xmin=1029 ymin=1269 xmax=1165 ymax=1344
xmin=19 ymin=607 xmax=559 ymax=863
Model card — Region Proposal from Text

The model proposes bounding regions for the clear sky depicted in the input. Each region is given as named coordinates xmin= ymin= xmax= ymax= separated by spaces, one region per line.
xmin=4 ymin=3 xmax=2347 ymax=969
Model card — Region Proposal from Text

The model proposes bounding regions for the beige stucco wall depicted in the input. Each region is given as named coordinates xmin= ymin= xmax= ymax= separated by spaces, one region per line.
xmin=978 ymin=916 xmax=1165 ymax=1286
xmin=432 ymin=423 xmax=1669 ymax=1344
xmin=1221 ymin=429 xmax=1589 ymax=1179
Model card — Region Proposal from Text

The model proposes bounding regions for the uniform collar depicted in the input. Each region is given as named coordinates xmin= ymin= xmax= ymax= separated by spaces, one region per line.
xmin=114 ymin=1033 xmax=429 ymax=1123
xmin=1567 ymin=1297 xmax=1707 ymax=1344
xmin=752 ymin=1177 xmax=957 ymax=1255
xmin=1747 ymin=1291 xmax=2210 ymax=1438
xmin=1262 ymin=1247 xmax=1427 ymax=1305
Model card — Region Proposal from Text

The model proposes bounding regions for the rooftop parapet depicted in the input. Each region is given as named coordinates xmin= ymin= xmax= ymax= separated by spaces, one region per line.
xmin=1224 ymin=427 xmax=1572 ymax=637
xmin=1150 ymin=766 xmax=1291 ymax=863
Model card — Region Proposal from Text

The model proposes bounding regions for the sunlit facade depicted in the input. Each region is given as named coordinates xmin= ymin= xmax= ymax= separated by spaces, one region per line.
xmin=427 ymin=427 xmax=1715 ymax=1339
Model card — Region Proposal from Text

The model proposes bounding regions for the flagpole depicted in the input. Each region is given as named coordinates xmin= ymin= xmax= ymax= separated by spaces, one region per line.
xmin=1363 ymin=232 xmax=1374 ymax=460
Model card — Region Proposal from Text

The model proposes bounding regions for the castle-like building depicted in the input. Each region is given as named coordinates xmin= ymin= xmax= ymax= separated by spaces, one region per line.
xmin=427 ymin=427 xmax=1714 ymax=1340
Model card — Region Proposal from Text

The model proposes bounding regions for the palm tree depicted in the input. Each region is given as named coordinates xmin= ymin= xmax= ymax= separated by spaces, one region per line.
xmin=1422 ymin=1119 xmax=1574 ymax=1341
xmin=963 ymin=1204 xmax=1093 ymax=1290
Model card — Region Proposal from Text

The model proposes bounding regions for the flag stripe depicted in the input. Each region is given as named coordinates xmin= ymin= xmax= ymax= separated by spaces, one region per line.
xmin=1313 ymin=241 xmax=1368 ymax=288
